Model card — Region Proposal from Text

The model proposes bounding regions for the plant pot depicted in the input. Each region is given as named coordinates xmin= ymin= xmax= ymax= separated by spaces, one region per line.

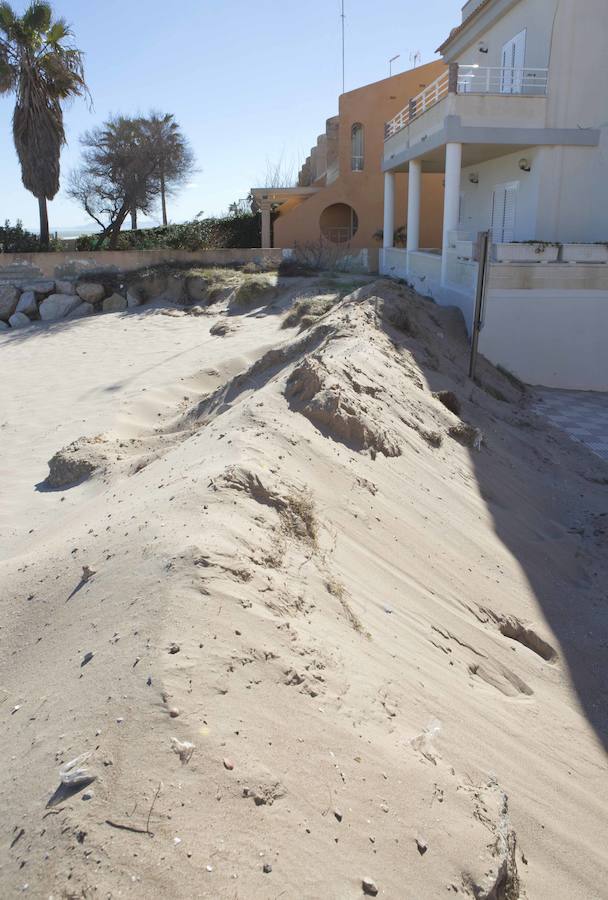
xmin=493 ymin=242 xmax=559 ymax=263
xmin=560 ymin=243 xmax=608 ymax=263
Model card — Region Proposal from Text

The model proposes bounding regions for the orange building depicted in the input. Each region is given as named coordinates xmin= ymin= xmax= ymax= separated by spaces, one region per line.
xmin=252 ymin=61 xmax=446 ymax=254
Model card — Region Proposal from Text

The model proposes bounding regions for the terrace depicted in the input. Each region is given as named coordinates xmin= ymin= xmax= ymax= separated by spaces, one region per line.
xmin=385 ymin=64 xmax=549 ymax=140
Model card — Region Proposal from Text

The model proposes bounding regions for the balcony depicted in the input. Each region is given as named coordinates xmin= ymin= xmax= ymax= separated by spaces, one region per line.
xmin=385 ymin=64 xmax=549 ymax=140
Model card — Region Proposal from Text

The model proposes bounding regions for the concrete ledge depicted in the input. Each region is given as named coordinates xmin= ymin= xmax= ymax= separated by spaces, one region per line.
xmin=0 ymin=248 xmax=284 ymax=282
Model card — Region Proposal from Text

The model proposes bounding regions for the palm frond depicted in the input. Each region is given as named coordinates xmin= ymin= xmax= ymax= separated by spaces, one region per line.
xmin=22 ymin=1 xmax=52 ymax=34
xmin=0 ymin=49 xmax=16 ymax=92
xmin=46 ymin=17 xmax=71 ymax=46
xmin=0 ymin=2 xmax=16 ymax=36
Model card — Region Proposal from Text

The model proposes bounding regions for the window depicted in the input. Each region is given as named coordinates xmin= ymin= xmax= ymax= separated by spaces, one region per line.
xmin=491 ymin=182 xmax=519 ymax=242
xmin=501 ymin=30 xmax=526 ymax=93
xmin=351 ymin=123 xmax=364 ymax=171
xmin=320 ymin=203 xmax=359 ymax=243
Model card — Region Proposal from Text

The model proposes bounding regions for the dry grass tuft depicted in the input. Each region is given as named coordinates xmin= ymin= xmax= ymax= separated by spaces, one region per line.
xmin=433 ymin=390 xmax=461 ymax=416
xmin=326 ymin=579 xmax=370 ymax=637
xmin=231 ymin=273 xmax=277 ymax=307
xmin=283 ymin=294 xmax=338 ymax=330
xmin=280 ymin=490 xmax=318 ymax=546
xmin=448 ymin=422 xmax=478 ymax=447
xmin=421 ymin=429 xmax=443 ymax=448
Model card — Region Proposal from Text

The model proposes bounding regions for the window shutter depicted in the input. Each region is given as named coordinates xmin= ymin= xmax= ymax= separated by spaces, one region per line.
xmin=502 ymin=184 xmax=517 ymax=242
xmin=491 ymin=182 xmax=518 ymax=242
xmin=491 ymin=190 xmax=506 ymax=242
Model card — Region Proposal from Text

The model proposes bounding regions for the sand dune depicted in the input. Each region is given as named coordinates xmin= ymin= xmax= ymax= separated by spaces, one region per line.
xmin=1 ymin=277 xmax=606 ymax=899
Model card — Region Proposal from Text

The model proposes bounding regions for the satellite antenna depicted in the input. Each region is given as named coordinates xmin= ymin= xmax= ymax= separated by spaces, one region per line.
xmin=340 ymin=1 xmax=346 ymax=93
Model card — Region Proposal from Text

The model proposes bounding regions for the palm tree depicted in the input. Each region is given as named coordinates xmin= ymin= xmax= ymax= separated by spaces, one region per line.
xmin=142 ymin=112 xmax=195 ymax=226
xmin=0 ymin=2 xmax=87 ymax=248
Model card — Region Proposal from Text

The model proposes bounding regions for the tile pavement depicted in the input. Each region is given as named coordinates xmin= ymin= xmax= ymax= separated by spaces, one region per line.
xmin=533 ymin=388 xmax=608 ymax=462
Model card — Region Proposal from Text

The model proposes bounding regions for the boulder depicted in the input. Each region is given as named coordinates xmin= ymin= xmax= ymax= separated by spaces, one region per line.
xmin=0 ymin=320 xmax=9 ymax=332
xmin=103 ymin=293 xmax=127 ymax=313
xmin=136 ymin=274 xmax=167 ymax=300
xmin=69 ymin=302 xmax=95 ymax=319
xmin=126 ymin=289 xmax=141 ymax=308
xmin=186 ymin=275 xmax=209 ymax=302
xmin=55 ymin=279 xmax=76 ymax=295
xmin=0 ymin=284 xmax=20 ymax=321
xmin=39 ymin=293 xmax=81 ymax=321
xmin=21 ymin=280 xmax=55 ymax=297
xmin=164 ymin=274 xmax=185 ymax=302
xmin=16 ymin=290 xmax=38 ymax=317
xmin=76 ymin=282 xmax=105 ymax=304
xmin=9 ymin=311 xmax=31 ymax=328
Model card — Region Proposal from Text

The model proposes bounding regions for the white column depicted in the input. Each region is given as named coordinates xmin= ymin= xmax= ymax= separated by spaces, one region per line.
xmin=441 ymin=142 xmax=462 ymax=285
xmin=383 ymin=172 xmax=395 ymax=249
xmin=260 ymin=201 xmax=272 ymax=248
xmin=406 ymin=159 xmax=422 ymax=255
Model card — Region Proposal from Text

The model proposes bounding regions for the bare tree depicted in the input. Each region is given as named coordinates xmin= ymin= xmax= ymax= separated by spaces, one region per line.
xmin=227 ymin=195 xmax=253 ymax=217
xmin=68 ymin=115 xmax=159 ymax=248
xmin=258 ymin=154 xmax=295 ymax=189
xmin=66 ymin=168 xmax=126 ymax=249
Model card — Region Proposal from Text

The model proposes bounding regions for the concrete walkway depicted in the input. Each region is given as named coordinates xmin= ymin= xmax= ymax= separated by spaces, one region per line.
xmin=533 ymin=388 xmax=608 ymax=461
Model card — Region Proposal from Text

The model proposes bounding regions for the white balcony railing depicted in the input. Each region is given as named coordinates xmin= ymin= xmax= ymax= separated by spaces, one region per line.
xmin=385 ymin=70 xmax=450 ymax=138
xmin=385 ymin=64 xmax=549 ymax=139
xmin=458 ymin=65 xmax=549 ymax=94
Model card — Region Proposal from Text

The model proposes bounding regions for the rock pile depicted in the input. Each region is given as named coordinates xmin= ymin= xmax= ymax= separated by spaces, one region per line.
xmin=0 ymin=279 xmax=140 ymax=330
xmin=0 ymin=269 xmax=277 ymax=331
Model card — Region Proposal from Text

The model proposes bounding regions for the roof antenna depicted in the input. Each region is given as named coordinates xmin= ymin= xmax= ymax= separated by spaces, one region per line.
xmin=341 ymin=0 xmax=346 ymax=94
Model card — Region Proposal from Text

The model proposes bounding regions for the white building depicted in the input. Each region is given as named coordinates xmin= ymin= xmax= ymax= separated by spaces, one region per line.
xmin=380 ymin=0 xmax=608 ymax=390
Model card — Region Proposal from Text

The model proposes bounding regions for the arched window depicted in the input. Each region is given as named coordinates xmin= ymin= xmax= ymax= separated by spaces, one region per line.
xmin=320 ymin=203 xmax=359 ymax=243
xmin=351 ymin=123 xmax=364 ymax=171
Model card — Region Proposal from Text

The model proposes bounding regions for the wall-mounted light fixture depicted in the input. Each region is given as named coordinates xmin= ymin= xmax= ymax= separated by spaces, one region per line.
xmin=478 ymin=42 xmax=488 ymax=54
xmin=468 ymin=172 xmax=479 ymax=184
xmin=519 ymin=158 xmax=531 ymax=172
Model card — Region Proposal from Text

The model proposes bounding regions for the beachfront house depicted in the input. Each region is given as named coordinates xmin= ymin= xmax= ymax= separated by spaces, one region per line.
xmin=251 ymin=63 xmax=446 ymax=270
xmin=381 ymin=0 xmax=608 ymax=390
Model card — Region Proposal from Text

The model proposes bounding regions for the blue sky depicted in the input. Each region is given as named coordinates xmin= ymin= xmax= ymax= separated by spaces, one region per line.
xmin=0 ymin=0 xmax=461 ymax=232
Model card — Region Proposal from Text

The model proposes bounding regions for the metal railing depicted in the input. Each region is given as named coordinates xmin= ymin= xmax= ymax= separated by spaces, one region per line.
xmin=323 ymin=227 xmax=353 ymax=244
xmin=385 ymin=69 xmax=450 ymax=138
xmin=385 ymin=64 xmax=549 ymax=139
xmin=458 ymin=65 xmax=548 ymax=94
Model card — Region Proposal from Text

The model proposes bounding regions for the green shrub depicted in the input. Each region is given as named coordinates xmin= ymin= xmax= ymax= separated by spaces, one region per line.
xmin=75 ymin=214 xmax=261 ymax=252
xmin=0 ymin=219 xmax=40 ymax=252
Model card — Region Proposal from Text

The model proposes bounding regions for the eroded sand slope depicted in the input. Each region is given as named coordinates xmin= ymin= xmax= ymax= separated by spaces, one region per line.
xmin=1 ymin=278 xmax=606 ymax=899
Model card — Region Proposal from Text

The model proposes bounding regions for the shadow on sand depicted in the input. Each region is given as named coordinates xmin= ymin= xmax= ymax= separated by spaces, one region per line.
xmin=381 ymin=297 xmax=608 ymax=751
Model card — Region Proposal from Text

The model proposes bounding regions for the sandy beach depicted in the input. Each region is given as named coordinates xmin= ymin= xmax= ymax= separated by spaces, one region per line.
xmin=1 ymin=276 xmax=606 ymax=899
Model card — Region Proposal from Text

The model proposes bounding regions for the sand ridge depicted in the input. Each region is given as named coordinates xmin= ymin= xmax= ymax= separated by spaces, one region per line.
xmin=1 ymin=277 xmax=606 ymax=898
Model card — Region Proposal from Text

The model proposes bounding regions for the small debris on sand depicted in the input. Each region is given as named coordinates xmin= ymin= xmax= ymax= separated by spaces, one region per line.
xmin=362 ymin=876 xmax=379 ymax=896
xmin=171 ymin=738 xmax=195 ymax=764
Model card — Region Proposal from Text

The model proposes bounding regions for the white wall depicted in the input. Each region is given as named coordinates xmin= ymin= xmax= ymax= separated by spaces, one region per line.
xmin=460 ymin=149 xmax=541 ymax=240
xmin=380 ymin=248 xmax=477 ymax=331
xmin=480 ymin=287 xmax=608 ymax=389
xmin=453 ymin=0 xmax=557 ymax=69
xmin=452 ymin=0 xmax=608 ymax=242
xmin=535 ymin=135 xmax=608 ymax=242
xmin=535 ymin=0 xmax=608 ymax=241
